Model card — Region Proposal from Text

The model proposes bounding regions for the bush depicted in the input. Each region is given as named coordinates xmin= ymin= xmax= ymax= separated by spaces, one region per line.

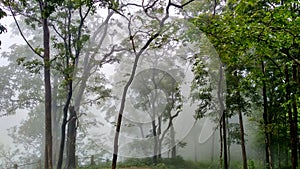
xmin=153 ymin=163 xmax=169 ymax=169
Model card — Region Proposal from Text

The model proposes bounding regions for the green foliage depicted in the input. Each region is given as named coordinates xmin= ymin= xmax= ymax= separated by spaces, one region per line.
xmin=0 ymin=7 xmax=7 ymax=46
xmin=153 ymin=163 xmax=169 ymax=169
xmin=190 ymin=57 xmax=212 ymax=119
xmin=16 ymin=57 xmax=43 ymax=74
xmin=79 ymin=157 xmax=258 ymax=169
xmin=191 ymin=0 xmax=300 ymax=168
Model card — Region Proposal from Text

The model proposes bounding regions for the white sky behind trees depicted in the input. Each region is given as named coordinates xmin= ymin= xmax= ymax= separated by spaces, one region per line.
xmin=0 ymin=16 xmax=28 ymax=147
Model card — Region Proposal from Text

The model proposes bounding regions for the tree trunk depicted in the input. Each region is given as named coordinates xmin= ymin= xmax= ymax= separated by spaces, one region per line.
xmin=111 ymin=54 xmax=141 ymax=169
xmin=285 ymin=65 xmax=298 ymax=169
xmin=217 ymin=65 xmax=226 ymax=169
xmin=52 ymin=76 xmax=59 ymax=165
xmin=57 ymin=106 xmax=67 ymax=169
xmin=236 ymin=75 xmax=248 ymax=169
xmin=226 ymin=116 xmax=231 ymax=167
xmin=211 ymin=131 xmax=214 ymax=162
xmin=157 ymin=115 xmax=162 ymax=159
xmin=219 ymin=120 xmax=223 ymax=169
xmin=152 ymin=118 xmax=158 ymax=163
xmin=170 ymin=124 xmax=176 ymax=158
xmin=57 ymin=74 xmax=73 ymax=169
xmin=292 ymin=64 xmax=298 ymax=167
xmin=110 ymin=3 xmax=176 ymax=166
xmin=222 ymin=111 xmax=228 ymax=169
xmin=237 ymin=101 xmax=248 ymax=169
xmin=262 ymin=61 xmax=273 ymax=169
xmin=65 ymin=106 xmax=77 ymax=169
xmin=42 ymin=2 xmax=53 ymax=168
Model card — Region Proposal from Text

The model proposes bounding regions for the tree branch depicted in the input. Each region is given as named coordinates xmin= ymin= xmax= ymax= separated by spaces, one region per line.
xmin=8 ymin=3 xmax=43 ymax=58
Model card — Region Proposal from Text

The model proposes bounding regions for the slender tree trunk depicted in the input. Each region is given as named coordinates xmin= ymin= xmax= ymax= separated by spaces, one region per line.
xmin=296 ymin=65 xmax=300 ymax=160
xmin=292 ymin=64 xmax=298 ymax=168
xmin=235 ymin=75 xmax=248 ymax=169
xmin=277 ymin=141 xmax=281 ymax=169
xmin=290 ymin=64 xmax=298 ymax=169
xmin=137 ymin=123 xmax=145 ymax=138
xmin=57 ymin=75 xmax=73 ymax=169
xmin=285 ymin=65 xmax=297 ymax=169
xmin=110 ymin=2 xmax=182 ymax=165
xmin=52 ymin=76 xmax=59 ymax=165
xmin=219 ymin=120 xmax=223 ymax=169
xmin=151 ymin=118 xmax=158 ymax=163
xmin=42 ymin=2 xmax=53 ymax=168
xmin=262 ymin=61 xmax=273 ymax=169
xmin=170 ymin=124 xmax=176 ymax=158
xmin=222 ymin=111 xmax=228 ymax=169
xmin=157 ymin=115 xmax=162 ymax=159
xmin=211 ymin=131 xmax=215 ymax=162
xmin=218 ymin=65 xmax=226 ymax=169
xmin=226 ymin=116 xmax=230 ymax=167
xmin=237 ymin=101 xmax=248 ymax=169
xmin=111 ymin=54 xmax=141 ymax=169
xmin=65 ymin=106 xmax=77 ymax=169
xmin=194 ymin=132 xmax=198 ymax=162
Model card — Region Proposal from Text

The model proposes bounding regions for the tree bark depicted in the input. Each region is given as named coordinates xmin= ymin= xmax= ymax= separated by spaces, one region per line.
xmin=237 ymin=98 xmax=248 ymax=169
xmin=42 ymin=1 xmax=53 ymax=168
xmin=111 ymin=52 xmax=141 ymax=169
xmin=217 ymin=65 xmax=228 ymax=169
xmin=65 ymin=106 xmax=77 ymax=169
xmin=219 ymin=120 xmax=223 ymax=169
xmin=262 ymin=61 xmax=273 ymax=169
xmin=211 ymin=131 xmax=215 ymax=162
xmin=285 ymin=65 xmax=298 ymax=169
xmin=291 ymin=64 xmax=298 ymax=169
xmin=235 ymin=73 xmax=248 ymax=169
xmin=218 ymin=65 xmax=226 ymax=169
xmin=170 ymin=124 xmax=176 ymax=158
xmin=52 ymin=76 xmax=59 ymax=165
xmin=57 ymin=69 xmax=73 ymax=169
xmin=157 ymin=115 xmax=162 ymax=159
xmin=152 ymin=117 xmax=158 ymax=163
xmin=222 ymin=111 xmax=228 ymax=169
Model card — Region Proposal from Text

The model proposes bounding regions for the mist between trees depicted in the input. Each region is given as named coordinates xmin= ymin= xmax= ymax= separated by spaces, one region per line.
xmin=0 ymin=1 xmax=299 ymax=169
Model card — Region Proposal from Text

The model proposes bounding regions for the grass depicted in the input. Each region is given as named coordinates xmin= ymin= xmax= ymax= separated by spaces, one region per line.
xmin=78 ymin=157 xmax=263 ymax=169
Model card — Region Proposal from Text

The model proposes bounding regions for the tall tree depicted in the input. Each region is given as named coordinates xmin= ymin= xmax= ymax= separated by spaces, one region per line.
xmin=109 ymin=1 xmax=195 ymax=168
xmin=7 ymin=0 xmax=63 ymax=167
xmin=192 ymin=0 xmax=300 ymax=168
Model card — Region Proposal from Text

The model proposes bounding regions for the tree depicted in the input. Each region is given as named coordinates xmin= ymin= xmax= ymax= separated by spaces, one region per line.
xmin=192 ymin=0 xmax=300 ymax=169
xmin=6 ymin=0 xmax=68 ymax=167
xmin=50 ymin=1 xmax=93 ymax=168
xmin=108 ymin=1 xmax=195 ymax=168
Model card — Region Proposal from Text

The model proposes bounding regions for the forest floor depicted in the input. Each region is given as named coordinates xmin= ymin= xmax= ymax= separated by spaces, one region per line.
xmin=120 ymin=168 xmax=151 ymax=169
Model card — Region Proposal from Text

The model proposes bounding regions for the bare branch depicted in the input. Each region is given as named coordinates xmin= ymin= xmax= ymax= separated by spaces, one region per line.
xmin=170 ymin=0 xmax=195 ymax=9
xmin=8 ymin=2 xmax=43 ymax=58
xmin=50 ymin=23 xmax=65 ymax=40
xmin=144 ymin=0 xmax=159 ymax=11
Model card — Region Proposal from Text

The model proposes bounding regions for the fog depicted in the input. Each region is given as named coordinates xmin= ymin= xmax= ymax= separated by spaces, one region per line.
xmin=0 ymin=1 xmax=294 ymax=169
